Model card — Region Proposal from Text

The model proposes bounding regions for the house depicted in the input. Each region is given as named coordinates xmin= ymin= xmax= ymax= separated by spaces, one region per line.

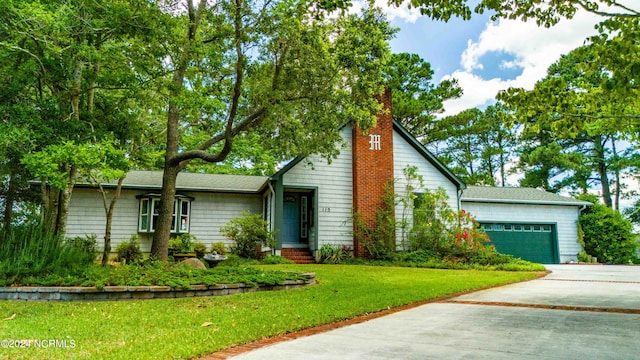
xmin=66 ymin=89 xmax=587 ymax=264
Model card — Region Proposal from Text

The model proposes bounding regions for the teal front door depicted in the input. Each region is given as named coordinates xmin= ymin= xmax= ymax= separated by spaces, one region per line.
xmin=282 ymin=194 xmax=300 ymax=244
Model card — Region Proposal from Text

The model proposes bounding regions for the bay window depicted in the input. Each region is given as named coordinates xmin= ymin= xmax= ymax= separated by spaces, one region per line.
xmin=137 ymin=194 xmax=192 ymax=233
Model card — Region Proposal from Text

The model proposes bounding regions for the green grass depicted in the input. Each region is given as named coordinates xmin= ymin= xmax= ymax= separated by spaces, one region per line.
xmin=0 ymin=265 xmax=542 ymax=360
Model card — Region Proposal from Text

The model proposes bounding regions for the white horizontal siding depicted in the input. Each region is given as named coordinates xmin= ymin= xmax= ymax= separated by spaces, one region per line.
xmin=188 ymin=192 xmax=262 ymax=248
xmin=67 ymin=188 xmax=262 ymax=256
xmin=67 ymin=188 xmax=143 ymax=251
xmin=282 ymin=126 xmax=353 ymax=248
xmin=461 ymin=201 xmax=582 ymax=263
xmin=393 ymin=131 xmax=460 ymax=247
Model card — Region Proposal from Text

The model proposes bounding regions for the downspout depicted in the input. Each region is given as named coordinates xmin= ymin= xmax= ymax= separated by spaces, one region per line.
xmin=267 ymin=181 xmax=276 ymax=256
xmin=457 ymin=187 xmax=464 ymax=227
xmin=267 ymin=180 xmax=275 ymax=229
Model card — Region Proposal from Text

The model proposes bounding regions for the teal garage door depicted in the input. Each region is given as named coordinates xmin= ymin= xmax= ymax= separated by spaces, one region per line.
xmin=481 ymin=223 xmax=558 ymax=264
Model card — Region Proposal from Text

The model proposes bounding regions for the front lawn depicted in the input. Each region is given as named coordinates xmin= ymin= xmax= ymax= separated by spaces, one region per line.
xmin=0 ymin=265 xmax=542 ymax=360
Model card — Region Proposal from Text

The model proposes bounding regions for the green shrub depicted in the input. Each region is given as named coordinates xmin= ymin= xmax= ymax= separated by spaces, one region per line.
xmin=65 ymin=234 xmax=98 ymax=264
xmin=262 ymin=255 xmax=295 ymax=265
xmin=579 ymin=200 xmax=636 ymax=264
xmin=168 ymin=233 xmax=197 ymax=255
xmin=210 ymin=242 xmax=228 ymax=255
xmin=0 ymin=223 xmax=95 ymax=284
xmin=470 ymin=251 xmax=514 ymax=266
xmin=409 ymin=188 xmax=451 ymax=252
xmin=394 ymin=249 xmax=437 ymax=263
xmin=318 ymin=244 xmax=350 ymax=264
xmin=216 ymin=254 xmax=258 ymax=267
xmin=220 ymin=212 xmax=275 ymax=259
xmin=193 ymin=242 xmax=207 ymax=258
xmin=115 ymin=235 xmax=143 ymax=264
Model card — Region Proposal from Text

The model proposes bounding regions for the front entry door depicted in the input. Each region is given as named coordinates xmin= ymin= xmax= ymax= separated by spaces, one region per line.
xmin=282 ymin=194 xmax=300 ymax=245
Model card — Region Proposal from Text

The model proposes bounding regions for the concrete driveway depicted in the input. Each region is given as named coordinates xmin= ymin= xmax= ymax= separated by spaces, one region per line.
xmin=224 ymin=265 xmax=640 ymax=360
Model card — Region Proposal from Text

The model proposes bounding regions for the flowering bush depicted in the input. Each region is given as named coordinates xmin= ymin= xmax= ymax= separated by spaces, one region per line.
xmin=447 ymin=209 xmax=496 ymax=263
xmin=410 ymin=189 xmax=496 ymax=264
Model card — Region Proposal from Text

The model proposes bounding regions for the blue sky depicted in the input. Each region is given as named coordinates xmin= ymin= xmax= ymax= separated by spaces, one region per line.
xmin=371 ymin=3 xmax=604 ymax=116
xmin=388 ymin=13 xmax=491 ymax=81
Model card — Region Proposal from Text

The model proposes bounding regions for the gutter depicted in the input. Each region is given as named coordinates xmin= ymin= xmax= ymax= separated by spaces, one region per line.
xmin=461 ymin=198 xmax=593 ymax=207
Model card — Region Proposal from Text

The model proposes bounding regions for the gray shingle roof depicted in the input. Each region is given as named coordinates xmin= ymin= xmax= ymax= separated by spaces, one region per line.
xmin=92 ymin=170 xmax=269 ymax=193
xmin=461 ymin=186 xmax=592 ymax=206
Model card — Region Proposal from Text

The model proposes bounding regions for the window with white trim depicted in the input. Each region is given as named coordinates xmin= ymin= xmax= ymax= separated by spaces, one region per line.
xmin=137 ymin=194 xmax=192 ymax=234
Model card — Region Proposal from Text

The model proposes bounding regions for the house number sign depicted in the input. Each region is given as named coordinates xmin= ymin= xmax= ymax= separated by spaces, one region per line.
xmin=320 ymin=207 xmax=331 ymax=213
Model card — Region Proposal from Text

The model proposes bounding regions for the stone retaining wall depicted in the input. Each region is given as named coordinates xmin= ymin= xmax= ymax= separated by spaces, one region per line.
xmin=0 ymin=274 xmax=316 ymax=301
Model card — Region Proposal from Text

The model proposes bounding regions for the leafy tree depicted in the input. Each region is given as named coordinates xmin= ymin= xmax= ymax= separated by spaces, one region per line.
xmin=515 ymin=128 xmax=584 ymax=193
xmin=384 ymin=0 xmax=639 ymax=27
xmin=0 ymin=0 xmax=161 ymax=237
xmin=499 ymin=45 xmax=638 ymax=207
xmin=384 ymin=52 xmax=462 ymax=141
xmin=149 ymin=2 xmax=395 ymax=260
xmin=21 ymin=140 xmax=130 ymax=238
xmin=376 ymin=0 xmax=639 ymax=139
xmin=0 ymin=126 xmax=39 ymax=230
xmin=579 ymin=196 xmax=637 ymax=264
xmin=434 ymin=104 xmax=516 ymax=185
xmin=624 ymin=198 xmax=640 ymax=228
xmin=183 ymin=132 xmax=278 ymax=176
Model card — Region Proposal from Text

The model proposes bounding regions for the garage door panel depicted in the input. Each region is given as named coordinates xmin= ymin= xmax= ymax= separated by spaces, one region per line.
xmin=483 ymin=223 xmax=557 ymax=264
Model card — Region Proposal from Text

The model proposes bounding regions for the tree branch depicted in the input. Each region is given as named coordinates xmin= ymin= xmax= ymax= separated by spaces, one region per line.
xmin=575 ymin=0 xmax=639 ymax=18
xmin=171 ymin=106 xmax=267 ymax=165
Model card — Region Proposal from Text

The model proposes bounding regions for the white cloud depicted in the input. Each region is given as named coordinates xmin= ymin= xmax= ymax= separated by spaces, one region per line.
xmin=442 ymin=10 xmax=603 ymax=116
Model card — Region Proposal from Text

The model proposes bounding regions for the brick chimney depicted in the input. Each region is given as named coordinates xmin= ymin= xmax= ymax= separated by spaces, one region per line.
xmin=352 ymin=88 xmax=395 ymax=257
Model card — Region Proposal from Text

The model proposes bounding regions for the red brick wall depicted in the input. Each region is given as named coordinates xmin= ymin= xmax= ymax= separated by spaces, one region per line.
xmin=352 ymin=88 xmax=395 ymax=257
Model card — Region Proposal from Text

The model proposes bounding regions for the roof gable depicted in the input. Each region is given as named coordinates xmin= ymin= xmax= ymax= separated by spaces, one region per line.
xmin=392 ymin=121 xmax=466 ymax=189
xmin=274 ymin=121 xmax=466 ymax=190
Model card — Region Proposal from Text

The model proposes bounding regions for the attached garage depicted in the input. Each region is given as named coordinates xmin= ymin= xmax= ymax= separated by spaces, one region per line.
xmin=461 ymin=186 xmax=592 ymax=264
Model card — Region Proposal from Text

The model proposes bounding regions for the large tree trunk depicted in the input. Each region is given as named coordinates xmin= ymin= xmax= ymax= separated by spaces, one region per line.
xmin=498 ymin=132 xmax=507 ymax=187
xmin=499 ymin=150 xmax=506 ymax=186
xmin=55 ymin=165 xmax=78 ymax=239
xmin=611 ymin=136 xmax=621 ymax=211
xmin=70 ymin=57 xmax=83 ymax=122
xmin=150 ymin=48 xmax=187 ymax=260
xmin=593 ymin=136 xmax=612 ymax=208
xmin=150 ymin=46 xmax=189 ymax=260
xmin=150 ymin=166 xmax=179 ymax=261
xmin=150 ymin=0 xmax=206 ymax=261
xmin=41 ymin=184 xmax=60 ymax=235
xmin=40 ymin=165 xmax=77 ymax=238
